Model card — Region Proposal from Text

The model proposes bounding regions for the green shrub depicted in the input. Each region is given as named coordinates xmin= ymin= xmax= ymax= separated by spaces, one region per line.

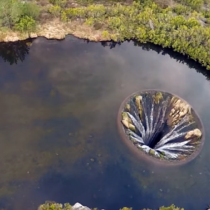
xmin=154 ymin=0 xmax=172 ymax=8
xmin=15 ymin=16 xmax=36 ymax=32
xmin=85 ymin=17 xmax=95 ymax=25
xmin=76 ymin=0 xmax=94 ymax=5
xmin=49 ymin=0 xmax=67 ymax=8
xmin=172 ymin=5 xmax=190 ymax=15
xmin=65 ymin=8 xmax=86 ymax=19
xmin=186 ymin=17 xmax=201 ymax=27
xmin=0 ymin=0 xmax=40 ymax=28
xmin=102 ymin=30 xmax=110 ymax=38
xmin=86 ymin=5 xmax=106 ymax=18
xmin=21 ymin=2 xmax=40 ymax=20
xmin=49 ymin=5 xmax=62 ymax=17
xmin=173 ymin=0 xmax=204 ymax=10
xmin=0 ymin=0 xmax=21 ymax=28
xmin=202 ymin=10 xmax=210 ymax=18
xmin=61 ymin=11 xmax=68 ymax=22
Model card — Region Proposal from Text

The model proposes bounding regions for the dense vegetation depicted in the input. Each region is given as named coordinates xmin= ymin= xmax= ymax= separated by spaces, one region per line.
xmin=47 ymin=0 xmax=210 ymax=69
xmin=38 ymin=202 xmax=184 ymax=210
xmin=1 ymin=0 xmax=210 ymax=70
xmin=173 ymin=0 xmax=209 ymax=10
xmin=0 ymin=0 xmax=40 ymax=32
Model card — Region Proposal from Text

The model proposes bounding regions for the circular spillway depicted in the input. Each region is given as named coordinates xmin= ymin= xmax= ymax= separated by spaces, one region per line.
xmin=117 ymin=90 xmax=204 ymax=166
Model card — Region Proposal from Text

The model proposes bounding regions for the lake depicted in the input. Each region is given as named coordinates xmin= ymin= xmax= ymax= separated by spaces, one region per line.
xmin=0 ymin=36 xmax=210 ymax=210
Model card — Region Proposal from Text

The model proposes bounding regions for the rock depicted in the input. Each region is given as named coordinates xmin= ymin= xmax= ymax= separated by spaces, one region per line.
xmin=168 ymin=97 xmax=192 ymax=127
xmin=171 ymin=108 xmax=175 ymax=114
xmin=185 ymin=128 xmax=202 ymax=139
xmin=135 ymin=95 xmax=142 ymax=109
xmin=125 ymin=104 xmax=130 ymax=111
xmin=72 ymin=202 xmax=91 ymax=210
xmin=149 ymin=19 xmax=154 ymax=30
xmin=30 ymin=33 xmax=38 ymax=38
xmin=3 ymin=35 xmax=20 ymax=42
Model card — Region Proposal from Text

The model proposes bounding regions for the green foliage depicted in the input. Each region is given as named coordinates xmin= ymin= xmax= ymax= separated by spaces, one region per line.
xmin=15 ymin=16 xmax=36 ymax=32
xmin=85 ymin=17 xmax=95 ymax=26
xmin=21 ymin=2 xmax=40 ymax=20
xmin=202 ymin=10 xmax=210 ymax=18
xmin=38 ymin=202 xmax=72 ymax=210
xmin=86 ymin=5 xmax=106 ymax=17
xmin=49 ymin=0 xmax=67 ymax=8
xmin=172 ymin=5 xmax=191 ymax=15
xmin=56 ymin=1 xmax=210 ymax=70
xmin=49 ymin=5 xmax=62 ymax=17
xmin=61 ymin=11 xmax=68 ymax=22
xmin=64 ymin=8 xmax=86 ymax=19
xmin=0 ymin=0 xmax=21 ymax=28
xmin=159 ymin=204 xmax=184 ymax=210
xmin=173 ymin=0 xmax=204 ymax=10
xmin=153 ymin=0 xmax=172 ymax=8
xmin=0 ymin=0 xmax=39 ymax=29
xmin=38 ymin=203 xmax=184 ymax=210
xmin=102 ymin=30 xmax=110 ymax=39
xmin=76 ymin=0 xmax=94 ymax=5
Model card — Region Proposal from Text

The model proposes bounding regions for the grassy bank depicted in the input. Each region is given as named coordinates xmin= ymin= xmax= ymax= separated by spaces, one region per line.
xmin=0 ymin=0 xmax=210 ymax=69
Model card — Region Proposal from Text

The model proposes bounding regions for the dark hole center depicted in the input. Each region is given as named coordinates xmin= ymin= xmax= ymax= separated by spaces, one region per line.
xmin=147 ymin=131 xmax=164 ymax=149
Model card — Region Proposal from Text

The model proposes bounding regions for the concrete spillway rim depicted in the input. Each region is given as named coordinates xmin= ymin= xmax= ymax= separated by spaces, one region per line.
xmin=117 ymin=89 xmax=205 ymax=167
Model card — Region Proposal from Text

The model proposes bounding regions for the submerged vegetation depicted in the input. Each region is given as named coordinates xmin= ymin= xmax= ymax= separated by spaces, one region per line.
xmin=0 ymin=0 xmax=210 ymax=69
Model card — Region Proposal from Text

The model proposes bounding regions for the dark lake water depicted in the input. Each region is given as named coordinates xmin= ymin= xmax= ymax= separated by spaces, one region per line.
xmin=0 ymin=36 xmax=210 ymax=210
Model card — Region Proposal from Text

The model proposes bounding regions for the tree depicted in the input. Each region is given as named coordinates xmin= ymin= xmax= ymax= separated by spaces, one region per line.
xmin=15 ymin=16 xmax=36 ymax=33
xmin=0 ymin=0 xmax=21 ymax=28
xmin=0 ymin=0 xmax=40 ymax=28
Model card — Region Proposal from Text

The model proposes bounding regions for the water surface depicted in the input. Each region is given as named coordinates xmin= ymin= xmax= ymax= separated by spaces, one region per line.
xmin=0 ymin=36 xmax=210 ymax=210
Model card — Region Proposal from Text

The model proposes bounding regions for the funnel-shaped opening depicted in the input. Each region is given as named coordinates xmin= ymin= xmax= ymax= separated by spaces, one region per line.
xmin=117 ymin=90 xmax=204 ymax=166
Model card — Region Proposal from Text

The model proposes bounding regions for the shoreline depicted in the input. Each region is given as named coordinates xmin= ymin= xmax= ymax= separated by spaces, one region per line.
xmin=0 ymin=19 xmax=110 ymax=43
xmin=1 ymin=0 xmax=210 ymax=70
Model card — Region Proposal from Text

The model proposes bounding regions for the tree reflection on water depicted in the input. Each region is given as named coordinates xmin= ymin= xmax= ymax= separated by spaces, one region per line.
xmin=100 ymin=40 xmax=210 ymax=80
xmin=0 ymin=39 xmax=33 ymax=65
xmin=1 ymin=36 xmax=210 ymax=81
